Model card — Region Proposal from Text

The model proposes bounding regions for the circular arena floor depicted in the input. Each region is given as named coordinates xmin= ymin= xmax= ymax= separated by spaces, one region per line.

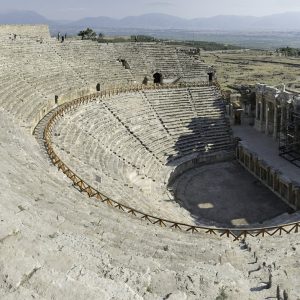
xmin=174 ymin=160 xmax=293 ymax=227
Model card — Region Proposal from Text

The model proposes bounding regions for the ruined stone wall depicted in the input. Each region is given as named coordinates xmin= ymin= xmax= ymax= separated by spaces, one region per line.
xmin=168 ymin=151 xmax=234 ymax=188
xmin=0 ymin=25 xmax=50 ymax=39
xmin=237 ymin=143 xmax=300 ymax=209
xmin=255 ymin=83 xmax=295 ymax=137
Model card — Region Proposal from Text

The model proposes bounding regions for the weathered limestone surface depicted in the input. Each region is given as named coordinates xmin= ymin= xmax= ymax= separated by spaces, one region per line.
xmin=0 ymin=24 xmax=50 ymax=38
xmin=1 ymin=109 xmax=300 ymax=299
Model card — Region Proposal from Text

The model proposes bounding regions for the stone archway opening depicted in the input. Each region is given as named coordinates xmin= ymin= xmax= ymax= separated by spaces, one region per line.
xmin=153 ymin=72 xmax=162 ymax=84
xmin=96 ymin=83 xmax=101 ymax=92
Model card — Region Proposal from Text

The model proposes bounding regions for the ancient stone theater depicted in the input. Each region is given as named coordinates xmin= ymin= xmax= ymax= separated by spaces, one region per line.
xmin=0 ymin=25 xmax=300 ymax=299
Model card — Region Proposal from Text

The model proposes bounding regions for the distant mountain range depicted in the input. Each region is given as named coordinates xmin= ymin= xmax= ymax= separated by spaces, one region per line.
xmin=70 ymin=12 xmax=300 ymax=31
xmin=0 ymin=10 xmax=50 ymax=24
xmin=2 ymin=10 xmax=300 ymax=31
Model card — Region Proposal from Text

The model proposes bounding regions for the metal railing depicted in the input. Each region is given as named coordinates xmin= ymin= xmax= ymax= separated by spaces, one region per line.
xmin=43 ymin=82 xmax=300 ymax=240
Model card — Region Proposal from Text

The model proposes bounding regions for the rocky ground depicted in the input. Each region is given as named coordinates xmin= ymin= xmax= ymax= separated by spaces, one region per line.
xmin=1 ymin=109 xmax=300 ymax=299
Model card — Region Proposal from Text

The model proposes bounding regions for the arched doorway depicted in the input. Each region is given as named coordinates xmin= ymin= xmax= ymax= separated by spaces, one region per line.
xmin=153 ymin=72 xmax=162 ymax=84
xmin=96 ymin=83 xmax=101 ymax=92
xmin=208 ymin=72 xmax=213 ymax=82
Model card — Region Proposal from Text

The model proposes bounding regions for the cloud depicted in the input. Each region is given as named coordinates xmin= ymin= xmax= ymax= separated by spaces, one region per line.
xmin=147 ymin=1 xmax=174 ymax=7
xmin=61 ymin=7 xmax=88 ymax=12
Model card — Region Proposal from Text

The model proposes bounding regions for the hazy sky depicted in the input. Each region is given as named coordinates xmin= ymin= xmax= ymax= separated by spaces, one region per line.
xmin=2 ymin=0 xmax=300 ymax=20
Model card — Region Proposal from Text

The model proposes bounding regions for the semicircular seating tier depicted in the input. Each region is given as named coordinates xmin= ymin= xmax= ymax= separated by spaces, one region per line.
xmin=0 ymin=37 xmax=208 ymax=132
xmin=51 ymin=86 xmax=234 ymax=221
xmin=1 ymin=107 xmax=299 ymax=299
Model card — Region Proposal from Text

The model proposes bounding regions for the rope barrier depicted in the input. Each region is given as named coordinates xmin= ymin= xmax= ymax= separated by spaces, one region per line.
xmin=42 ymin=82 xmax=300 ymax=240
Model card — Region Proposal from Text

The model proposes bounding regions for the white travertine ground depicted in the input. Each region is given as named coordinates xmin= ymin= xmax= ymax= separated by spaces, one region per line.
xmin=2 ymin=108 xmax=300 ymax=299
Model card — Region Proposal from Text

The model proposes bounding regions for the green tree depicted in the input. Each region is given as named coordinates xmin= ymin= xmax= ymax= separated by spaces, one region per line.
xmin=78 ymin=28 xmax=97 ymax=40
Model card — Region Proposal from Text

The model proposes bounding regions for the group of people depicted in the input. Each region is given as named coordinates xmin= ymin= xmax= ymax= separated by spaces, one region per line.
xmin=9 ymin=33 xmax=17 ymax=41
xmin=57 ymin=32 xmax=67 ymax=43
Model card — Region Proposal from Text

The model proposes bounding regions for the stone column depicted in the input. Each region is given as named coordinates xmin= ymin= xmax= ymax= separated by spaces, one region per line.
xmin=280 ymin=105 xmax=285 ymax=131
xmin=295 ymin=189 xmax=300 ymax=209
xmin=287 ymin=183 xmax=293 ymax=205
xmin=272 ymin=170 xmax=277 ymax=192
xmin=257 ymin=101 xmax=264 ymax=132
xmin=273 ymin=104 xmax=278 ymax=139
xmin=255 ymin=92 xmax=263 ymax=131
xmin=265 ymin=101 xmax=269 ymax=135
xmin=286 ymin=105 xmax=290 ymax=124
xmin=256 ymin=97 xmax=259 ymax=120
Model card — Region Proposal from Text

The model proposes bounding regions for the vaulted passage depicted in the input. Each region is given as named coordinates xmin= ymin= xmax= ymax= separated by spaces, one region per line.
xmin=153 ymin=72 xmax=162 ymax=84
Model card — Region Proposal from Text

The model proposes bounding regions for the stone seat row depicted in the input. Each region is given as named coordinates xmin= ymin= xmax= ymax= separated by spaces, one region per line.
xmin=51 ymin=87 xmax=232 ymax=218
xmin=52 ymin=119 xmax=184 ymax=219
